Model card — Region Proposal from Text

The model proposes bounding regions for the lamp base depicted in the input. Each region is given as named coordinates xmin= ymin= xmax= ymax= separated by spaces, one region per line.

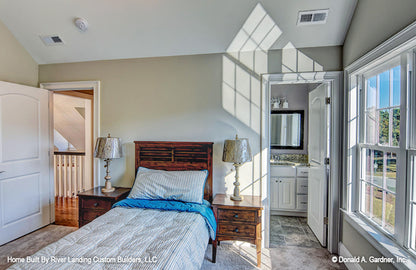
xmin=101 ymin=180 xmax=115 ymax=193
xmin=101 ymin=187 xmax=115 ymax=193
xmin=230 ymin=195 xmax=243 ymax=201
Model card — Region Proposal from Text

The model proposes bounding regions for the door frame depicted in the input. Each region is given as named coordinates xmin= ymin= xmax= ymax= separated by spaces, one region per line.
xmin=261 ymin=72 xmax=343 ymax=253
xmin=40 ymin=81 xmax=101 ymax=223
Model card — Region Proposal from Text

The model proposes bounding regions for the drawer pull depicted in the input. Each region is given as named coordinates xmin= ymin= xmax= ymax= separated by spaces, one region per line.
xmin=234 ymin=228 xmax=239 ymax=233
xmin=234 ymin=214 xmax=239 ymax=218
xmin=94 ymin=203 xmax=98 ymax=207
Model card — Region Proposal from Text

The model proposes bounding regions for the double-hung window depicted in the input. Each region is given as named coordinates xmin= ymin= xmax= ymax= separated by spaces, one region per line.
xmin=346 ymin=44 xmax=416 ymax=258
xmin=359 ymin=62 xmax=403 ymax=235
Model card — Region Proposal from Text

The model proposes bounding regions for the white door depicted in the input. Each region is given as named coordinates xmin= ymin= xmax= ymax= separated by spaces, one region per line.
xmin=308 ymin=83 xmax=329 ymax=247
xmin=0 ymin=81 xmax=50 ymax=245
xmin=278 ymin=178 xmax=296 ymax=210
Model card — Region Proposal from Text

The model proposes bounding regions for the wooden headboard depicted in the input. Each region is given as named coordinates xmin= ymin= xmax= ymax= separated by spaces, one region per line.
xmin=134 ymin=141 xmax=214 ymax=203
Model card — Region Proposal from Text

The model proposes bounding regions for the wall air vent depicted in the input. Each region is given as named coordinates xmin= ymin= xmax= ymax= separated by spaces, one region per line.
xmin=297 ymin=9 xmax=329 ymax=25
xmin=40 ymin=35 xmax=65 ymax=46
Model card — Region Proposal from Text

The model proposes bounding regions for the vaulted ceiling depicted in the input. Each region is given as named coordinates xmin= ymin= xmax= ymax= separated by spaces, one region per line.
xmin=0 ymin=0 xmax=357 ymax=64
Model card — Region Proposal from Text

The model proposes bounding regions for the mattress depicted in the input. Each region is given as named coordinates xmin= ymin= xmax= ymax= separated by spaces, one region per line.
xmin=8 ymin=207 xmax=210 ymax=270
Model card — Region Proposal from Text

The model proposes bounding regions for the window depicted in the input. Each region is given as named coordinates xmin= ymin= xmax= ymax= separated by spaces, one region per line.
xmin=346 ymin=51 xmax=416 ymax=256
xmin=409 ymin=152 xmax=416 ymax=251
xmin=359 ymin=65 xmax=401 ymax=234
xmin=364 ymin=66 xmax=401 ymax=147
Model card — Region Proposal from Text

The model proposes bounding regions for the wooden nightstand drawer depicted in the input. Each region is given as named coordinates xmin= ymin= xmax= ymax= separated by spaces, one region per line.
xmin=81 ymin=210 xmax=107 ymax=222
xmin=78 ymin=187 xmax=130 ymax=228
xmin=218 ymin=223 xmax=256 ymax=237
xmin=81 ymin=198 xmax=111 ymax=210
xmin=218 ymin=209 xmax=255 ymax=223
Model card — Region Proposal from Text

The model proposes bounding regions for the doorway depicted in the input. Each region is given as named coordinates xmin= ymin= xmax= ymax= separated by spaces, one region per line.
xmin=40 ymin=81 xmax=101 ymax=226
xmin=269 ymin=82 xmax=326 ymax=248
xmin=262 ymin=72 xmax=342 ymax=254
xmin=53 ymin=90 xmax=93 ymax=227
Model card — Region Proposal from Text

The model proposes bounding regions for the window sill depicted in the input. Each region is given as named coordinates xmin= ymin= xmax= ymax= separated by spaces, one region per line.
xmin=342 ymin=210 xmax=416 ymax=270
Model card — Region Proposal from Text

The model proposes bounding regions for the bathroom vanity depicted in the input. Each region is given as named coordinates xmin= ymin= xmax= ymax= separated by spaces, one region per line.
xmin=270 ymin=163 xmax=309 ymax=216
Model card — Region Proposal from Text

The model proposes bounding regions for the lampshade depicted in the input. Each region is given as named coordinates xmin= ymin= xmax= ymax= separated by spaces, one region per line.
xmin=222 ymin=136 xmax=252 ymax=164
xmin=94 ymin=135 xmax=122 ymax=159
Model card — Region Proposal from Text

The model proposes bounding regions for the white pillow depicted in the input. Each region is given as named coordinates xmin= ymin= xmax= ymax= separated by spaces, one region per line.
xmin=128 ymin=167 xmax=208 ymax=204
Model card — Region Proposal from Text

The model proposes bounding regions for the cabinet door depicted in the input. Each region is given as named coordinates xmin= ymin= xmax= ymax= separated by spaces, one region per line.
xmin=277 ymin=178 xmax=296 ymax=209
xmin=270 ymin=178 xmax=279 ymax=210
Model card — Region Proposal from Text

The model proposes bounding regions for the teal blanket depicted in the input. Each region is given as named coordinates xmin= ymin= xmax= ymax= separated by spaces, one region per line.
xmin=113 ymin=198 xmax=216 ymax=239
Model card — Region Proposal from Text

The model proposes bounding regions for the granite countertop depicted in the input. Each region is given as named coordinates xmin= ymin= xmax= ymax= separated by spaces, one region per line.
xmin=270 ymin=161 xmax=310 ymax=167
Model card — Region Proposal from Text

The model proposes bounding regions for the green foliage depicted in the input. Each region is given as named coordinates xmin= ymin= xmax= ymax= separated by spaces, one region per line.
xmin=392 ymin=108 xmax=400 ymax=146
xmin=378 ymin=109 xmax=400 ymax=146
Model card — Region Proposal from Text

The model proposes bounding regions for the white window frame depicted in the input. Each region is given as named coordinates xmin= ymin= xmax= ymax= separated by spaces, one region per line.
xmin=351 ymin=56 xmax=408 ymax=244
xmin=343 ymin=21 xmax=416 ymax=269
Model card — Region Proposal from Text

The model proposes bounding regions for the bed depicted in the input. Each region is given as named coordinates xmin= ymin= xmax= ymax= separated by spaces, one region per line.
xmin=8 ymin=141 xmax=215 ymax=270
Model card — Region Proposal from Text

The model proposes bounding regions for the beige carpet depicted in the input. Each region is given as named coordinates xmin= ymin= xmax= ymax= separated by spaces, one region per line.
xmin=0 ymin=225 xmax=345 ymax=270
xmin=0 ymin=225 xmax=77 ymax=270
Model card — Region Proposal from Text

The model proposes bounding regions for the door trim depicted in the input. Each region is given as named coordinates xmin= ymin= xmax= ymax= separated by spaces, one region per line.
xmin=40 ymin=81 xmax=101 ymax=223
xmin=262 ymin=71 xmax=343 ymax=253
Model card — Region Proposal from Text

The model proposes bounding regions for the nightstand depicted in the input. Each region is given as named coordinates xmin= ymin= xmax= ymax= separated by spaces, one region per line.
xmin=212 ymin=194 xmax=263 ymax=267
xmin=78 ymin=186 xmax=130 ymax=227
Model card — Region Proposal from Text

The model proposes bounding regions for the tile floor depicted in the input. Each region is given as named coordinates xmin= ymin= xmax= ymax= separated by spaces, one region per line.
xmin=270 ymin=215 xmax=321 ymax=248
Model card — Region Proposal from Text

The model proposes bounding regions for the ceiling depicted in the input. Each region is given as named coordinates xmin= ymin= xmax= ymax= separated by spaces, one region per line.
xmin=0 ymin=0 xmax=357 ymax=64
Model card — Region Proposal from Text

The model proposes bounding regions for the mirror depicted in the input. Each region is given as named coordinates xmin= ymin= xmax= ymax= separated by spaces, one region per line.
xmin=270 ymin=110 xmax=304 ymax=149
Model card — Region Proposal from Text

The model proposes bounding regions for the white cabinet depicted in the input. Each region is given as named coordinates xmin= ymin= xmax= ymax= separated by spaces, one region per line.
xmin=270 ymin=165 xmax=309 ymax=213
xmin=271 ymin=177 xmax=296 ymax=210
xmin=296 ymin=178 xmax=308 ymax=194
xmin=297 ymin=195 xmax=308 ymax=210
xmin=278 ymin=178 xmax=296 ymax=209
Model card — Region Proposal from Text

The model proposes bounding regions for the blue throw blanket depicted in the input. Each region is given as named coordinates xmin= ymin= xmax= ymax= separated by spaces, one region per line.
xmin=113 ymin=198 xmax=216 ymax=240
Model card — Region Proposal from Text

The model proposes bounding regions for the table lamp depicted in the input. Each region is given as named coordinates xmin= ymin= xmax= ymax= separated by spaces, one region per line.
xmin=222 ymin=135 xmax=252 ymax=201
xmin=94 ymin=134 xmax=122 ymax=193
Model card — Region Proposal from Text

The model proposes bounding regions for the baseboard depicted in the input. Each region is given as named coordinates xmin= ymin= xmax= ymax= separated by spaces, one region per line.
xmin=339 ymin=242 xmax=363 ymax=270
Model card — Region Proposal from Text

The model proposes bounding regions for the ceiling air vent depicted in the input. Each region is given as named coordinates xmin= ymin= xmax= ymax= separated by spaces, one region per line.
xmin=297 ymin=9 xmax=329 ymax=25
xmin=40 ymin=35 xmax=64 ymax=46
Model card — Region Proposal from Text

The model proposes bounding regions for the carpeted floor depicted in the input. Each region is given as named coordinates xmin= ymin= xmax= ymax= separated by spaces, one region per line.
xmin=0 ymin=225 xmax=346 ymax=270
xmin=0 ymin=225 xmax=77 ymax=270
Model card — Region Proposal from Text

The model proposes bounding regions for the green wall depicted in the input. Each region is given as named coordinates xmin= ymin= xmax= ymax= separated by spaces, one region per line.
xmin=0 ymin=19 xmax=38 ymax=86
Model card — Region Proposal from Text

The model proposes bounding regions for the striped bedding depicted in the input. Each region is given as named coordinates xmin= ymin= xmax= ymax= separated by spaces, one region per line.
xmin=8 ymin=206 xmax=210 ymax=270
